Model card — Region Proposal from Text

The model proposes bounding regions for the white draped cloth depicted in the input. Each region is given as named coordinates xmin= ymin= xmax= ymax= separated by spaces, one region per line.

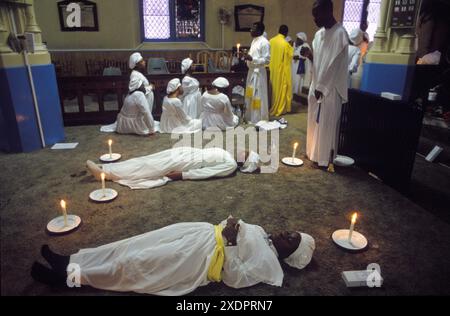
xmin=114 ymin=91 xmax=156 ymax=135
xmin=200 ymin=92 xmax=239 ymax=130
xmin=348 ymin=45 xmax=361 ymax=88
xmin=292 ymin=43 xmax=311 ymax=95
xmin=307 ymin=23 xmax=348 ymax=167
xmin=181 ymin=76 xmax=202 ymax=119
xmin=102 ymin=147 xmax=238 ymax=189
xmin=245 ymin=35 xmax=270 ymax=124
xmin=130 ymin=70 xmax=154 ymax=113
xmin=69 ymin=220 xmax=284 ymax=295
xmin=160 ymin=97 xmax=202 ymax=134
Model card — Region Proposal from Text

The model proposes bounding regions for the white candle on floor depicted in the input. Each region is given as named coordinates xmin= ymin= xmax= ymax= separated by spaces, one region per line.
xmin=108 ymin=139 xmax=113 ymax=159
xmin=237 ymin=43 xmax=241 ymax=58
xmin=348 ymin=213 xmax=358 ymax=244
xmin=60 ymin=200 xmax=68 ymax=227
xmin=101 ymin=172 xmax=106 ymax=197
xmin=292 ymin=142 xmax=299 ymax=163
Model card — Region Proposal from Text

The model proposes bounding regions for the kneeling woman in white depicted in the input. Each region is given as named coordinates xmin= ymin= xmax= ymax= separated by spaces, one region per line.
xmin=181 ymin=58 xmax=202 ymax=119
xmin=115 ymin=78 xmax=157 ymax=135
xmin=32 ymin=217 xmax=315 ymax=296
xmin=160 ymin=78 xmax=202 ymax=134
xmin=200 ymin=77 xmax=239 ymax=130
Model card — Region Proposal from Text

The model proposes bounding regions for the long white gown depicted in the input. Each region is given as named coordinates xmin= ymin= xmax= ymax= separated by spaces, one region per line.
xmin=347 ymin=45 xmax=361 ymax=88
xmin=181 ymin=76 xmax=202 ymax=119
xmin=160 ymin=97 xmax=202 ymax=134
xmin=130 ymin=70 xmax=154 ymax=113
xmin=292 ymin=43 xmax=311 ymax=95
xmin=115 ymin=91 xmax=156 ymax=135
xmin=307 ymin=23 xmax=348 ymax=167
xmin=69 ymin=220 xmax=283 ymax=296
xmin=200 ymin=92 xmax=239 ymax=130
xmin=102 ymin=147 xmax=238 ymax=189
xmin=245 ymin=35 xmax=271 ymax=124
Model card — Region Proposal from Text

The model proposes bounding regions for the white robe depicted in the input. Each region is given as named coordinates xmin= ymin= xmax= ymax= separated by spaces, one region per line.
xmin=307 ymin=23 xmax=349 ymax=167
xmin=348 ymin=45 xmax=361 ymax=88
xmin=114 ymin=91 xmax=156 ymax=135
xmin=292 ymin=43 xmax=311 ymax=95
xmin=245 ymin=35 xmax=270 ymax=124
xmin=160 ymin=97 xmax=202 ymax=134
xmin=130 ymin=70 xmax=155 ymax=113
xmin=200 ymin=92 xmax=239 ymax=130
xmin=69 ymin=220 xmax=283 ymax=296
xmin=181 ymin=75 xmax=202 ymax=119
xmin=102 ymin=147 xmax=238 ymax=189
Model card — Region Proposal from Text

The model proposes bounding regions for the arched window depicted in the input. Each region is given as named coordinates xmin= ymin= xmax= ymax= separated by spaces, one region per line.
xmin=342 ymin=0 xmax=381 ymax=41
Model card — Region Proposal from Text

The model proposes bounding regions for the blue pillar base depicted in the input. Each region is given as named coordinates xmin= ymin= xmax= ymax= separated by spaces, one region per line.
xmin=0 ymin=64 xmax=65 ymax=153
xmin=360 ymin=63 xmax=415 ymax=101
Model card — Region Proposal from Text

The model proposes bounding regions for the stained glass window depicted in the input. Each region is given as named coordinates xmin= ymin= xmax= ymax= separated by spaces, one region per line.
xmin=343 ymin=0 xmax=381 ymax=42
xmin=142 ymin=0 xmax=204 ymax=41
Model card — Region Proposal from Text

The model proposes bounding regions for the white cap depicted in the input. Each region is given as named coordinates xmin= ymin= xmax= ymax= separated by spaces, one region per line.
xmin=167 ymin=78 xmax=181 ymax=94
xmin=129 ymin=52 xmax=144 ymax=70
xmin=284 ymin=233 xmax=315 ymax=270
xmin=181 ymin=58 xmax=193 ymax=74
xmin=296 ymin=32 xmax=307 ymax=42
xmin=212 ymin=77 xmax=230 ymax=88
xmin=129 ymin=77 xmax=144 ymax=92
xmin=349 ymin=28 xmax=364 ymax=46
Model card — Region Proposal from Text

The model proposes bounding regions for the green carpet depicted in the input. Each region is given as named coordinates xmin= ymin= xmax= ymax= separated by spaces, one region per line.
xmin=1 ymin=110 xmax=450 ymax=296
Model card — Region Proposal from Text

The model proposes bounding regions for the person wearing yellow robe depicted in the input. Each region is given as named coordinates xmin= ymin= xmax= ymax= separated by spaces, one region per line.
xmin=269 ymin=25 xmax=294 ymax=117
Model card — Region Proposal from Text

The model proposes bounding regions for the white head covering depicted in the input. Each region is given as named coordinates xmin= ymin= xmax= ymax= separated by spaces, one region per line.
xmin=240 ymin=151 xmax=260 ymax=173
xmin=129 ymin=52 xmax=144 ymax=70
xmin=167 ymin=78 xmax=181 ymax=94
xmin=181 ymin=58 xmax=193 ymax=74
xmin=285 ymin=36 xmax=292 ymax=43
xmin=263 ymin=31 xmax=268 ymax=38
xmin=349 ymin=28 xmax=364 ymax=46
xmin=284 ymin=233 xmax=315 ymax=270
xmin=212 ymin=77 xmax=229 ymax=88
xmin=296 ymin=32 xmax=307 ymax=42
xmin=129 ymin=77 xmax=144 ymax=92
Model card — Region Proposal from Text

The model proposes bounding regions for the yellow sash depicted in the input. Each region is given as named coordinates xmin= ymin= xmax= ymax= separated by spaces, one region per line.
xmin=207 ymin=225 xmax=225 ymax=282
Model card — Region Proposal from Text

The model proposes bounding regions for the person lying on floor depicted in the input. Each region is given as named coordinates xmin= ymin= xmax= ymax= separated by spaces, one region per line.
xmin=31 ymin=216 xmax=315 ymax=296
xmin=85 ymin=147 xmax=262 ymax=189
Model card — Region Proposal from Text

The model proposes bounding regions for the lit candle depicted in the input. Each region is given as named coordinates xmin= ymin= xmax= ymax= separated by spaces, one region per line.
xmin=101 ymin=172 xmax=106 ymax=196
xmin=348 ymin=213 xmax=358 ymax=244
xmin=237 ymin=43 xmax=241 ymax=58
xmin=60 ymin=200 xmax=68 ymax=227
xmin=292 ymin=142 xmax=299 ymax=162
xmin=108 ymin=139 xmax=113 ymax=159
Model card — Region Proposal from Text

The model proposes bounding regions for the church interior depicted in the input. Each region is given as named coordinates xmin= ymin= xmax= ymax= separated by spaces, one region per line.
xmin=1 ymin=0 xmax=449 ymax=297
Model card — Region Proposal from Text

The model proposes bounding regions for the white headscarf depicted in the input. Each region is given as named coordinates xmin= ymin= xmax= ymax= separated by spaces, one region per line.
xmin=240 ymin=151 xmax=260 ymax=173
xmin=212 ymin=77 xmax=229 ymax=88
xmin=167 ymin=78 xmax=181 ymax=94
xmin=296 ymin=32 xmax=307 ymax=42
xmin=349 ymin=28 xmax=364 ymax=46
xmin=181 ymin=58 xmax=193 ymax=74
xmin=284 ymin=233 xmax=315 ymax=270
xmin=129 ymin=52 xmax=144 ymax=70
xmin=129 ymin=77 xmax=144 ymax=92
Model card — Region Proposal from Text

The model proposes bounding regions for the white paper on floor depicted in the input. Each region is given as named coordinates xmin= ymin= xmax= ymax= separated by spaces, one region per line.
xmin=51 ymin=143 xmax=79 ymax=150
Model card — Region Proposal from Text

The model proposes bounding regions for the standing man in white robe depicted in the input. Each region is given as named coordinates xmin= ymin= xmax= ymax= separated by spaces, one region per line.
xmin=243 ymin=22 xmax=271 ymax=124
xmin=180 ymin=58 xmax=202 ymax=119
xmin=348 ymin=28 xmax=363 ymax=88
xmin=129 ymin=52 xmax=155 ymax=113
xmin=31 ymin=217 xmax=315 ymax=296
xmin=160 ymin=78 xmax=202 ymax=134
xmin=201 ymin=77 xmax=239 ymax=130
xmin=302 ymin=0 xmax=349 ymax=167
xmin=292 ymin=32 xmax=311 ymax=96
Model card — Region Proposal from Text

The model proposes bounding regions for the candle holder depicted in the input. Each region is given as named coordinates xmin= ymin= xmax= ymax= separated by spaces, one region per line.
xmin=89 ymin=188 xmax=118 ymax=203
xmin=282 ymin=157 xmax=304 ymax=167
xmin=332 ymin=229 xmax=368 ymax=251
xmin=334 ymin=155 xmax=355 ymax=167
xmin=100 ymin=153 xmax=122 ymax=163
xmin=47 ymin=215 xmax=81 ymax=235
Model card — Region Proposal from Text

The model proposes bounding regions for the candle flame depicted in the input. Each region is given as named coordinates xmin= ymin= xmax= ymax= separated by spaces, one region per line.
xmin=101 ymin=173 xmax=106 ymax=181
xmin=351 ymin=213 xmax=358 ymax=224
xmin=60 ymin=199 xmax=66 ymax=209
xmin=294 ymin=142 xmax=299 ymax=149
xmin=108 ymin=139 xmax=112 ymax=146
